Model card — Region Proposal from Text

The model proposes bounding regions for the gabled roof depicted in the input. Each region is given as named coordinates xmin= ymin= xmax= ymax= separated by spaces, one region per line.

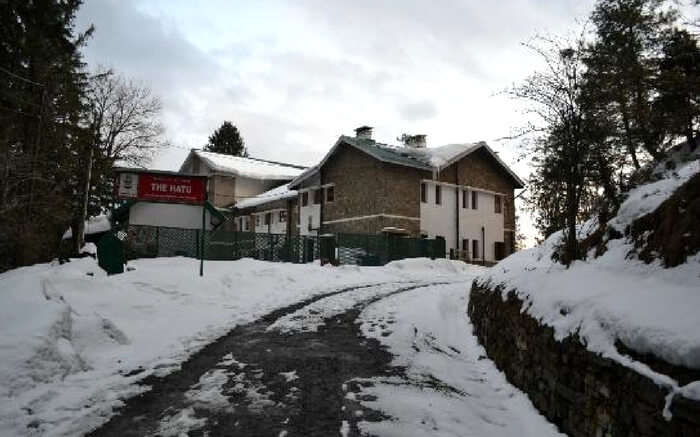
xmin=289 ymin=136 xmax=525 ymax=189
xmin=234 ymin=183 xmax=297 ymax=210
xmin=180 ymin=150 xmax=307 ymax=181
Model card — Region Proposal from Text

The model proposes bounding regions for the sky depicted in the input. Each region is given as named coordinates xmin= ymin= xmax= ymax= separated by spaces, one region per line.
xmin=75 ymin=0 xmax=598 ymax=244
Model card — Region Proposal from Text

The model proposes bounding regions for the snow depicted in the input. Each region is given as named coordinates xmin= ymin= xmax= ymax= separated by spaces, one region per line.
xmin=0 ymin=256 xmax=474 ymax=436
xmin=192 ymin=150 xmax=306 ymax=180
xmin=476 ymin=153 xmax=700 ymax=415
xmin=610 ymin=158 xmax=699 ymax=231
xmin=235 ymin=183 xmax=297 ymax=209
xmin=354 ymin=281 xmax=564 ymax=437
xmin=62 ymin=215 xmax=111 ymax=240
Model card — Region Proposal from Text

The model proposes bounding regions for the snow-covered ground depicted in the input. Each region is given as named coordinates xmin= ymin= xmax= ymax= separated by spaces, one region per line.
xmin=355 ymin=281 xmax=564 ymax=437
xmin=476 ymin=153 xmax=700 ymax=413
xmin=0 ymin=256 xmax=480 ymax=436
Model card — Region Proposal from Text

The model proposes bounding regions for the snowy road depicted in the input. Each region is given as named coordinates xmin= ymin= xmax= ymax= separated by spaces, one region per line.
xmin=88 ymin=278 xmax=561 ymax=437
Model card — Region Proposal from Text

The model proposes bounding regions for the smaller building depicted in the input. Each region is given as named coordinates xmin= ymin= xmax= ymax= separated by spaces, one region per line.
xmin=179 ymin=149 xmax=307 ymax=208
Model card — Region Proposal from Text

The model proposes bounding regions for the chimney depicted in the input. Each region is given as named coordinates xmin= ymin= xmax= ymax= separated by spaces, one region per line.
xmin=405 ymin=134 xmax=427 ymax=148
xmin=354 ymin=125 xmax=373 ymax=140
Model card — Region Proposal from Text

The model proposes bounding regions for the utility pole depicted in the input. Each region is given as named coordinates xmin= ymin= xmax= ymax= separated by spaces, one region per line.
xmin=77 ymin=144 xmax=94 ymax=251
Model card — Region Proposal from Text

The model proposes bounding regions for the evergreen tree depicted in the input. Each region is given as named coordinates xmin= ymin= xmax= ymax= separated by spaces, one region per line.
xmin=204 ymin=121 xmax=247 ymax=156
xmin=0 ymin=0 xmax=92 ymax=270
xmin=654 ymin=28 xmax=700 ymax=149
xmin=584 ymin=0 xmax=676 ymax=166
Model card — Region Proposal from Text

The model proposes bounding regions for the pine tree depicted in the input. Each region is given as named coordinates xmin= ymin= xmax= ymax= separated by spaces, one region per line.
xmin=584 ymin=0 xmax=676 ymax=166
xmin=0 ymin=0 xmax=93 ymax=270
xmin=655 ymin=28 xmax=700 ymax=149
xmin=204 ymin=121 xmax=248 ymax=156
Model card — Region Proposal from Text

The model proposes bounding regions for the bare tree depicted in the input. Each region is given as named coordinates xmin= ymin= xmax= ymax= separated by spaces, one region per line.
xmin=88 ymin=67 xmax=165 ymax=165
xmin=70 ymin=68 xmax=166 ymax=252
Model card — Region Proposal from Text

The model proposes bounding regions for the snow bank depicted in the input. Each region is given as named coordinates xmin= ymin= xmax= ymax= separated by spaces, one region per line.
xmin=476 ymin=154 xmax=700 ymax=411
xmin=0 ymin=256 xmax=474 ymax=436
xmin=62 ymin=215 xmax=111 ymax=240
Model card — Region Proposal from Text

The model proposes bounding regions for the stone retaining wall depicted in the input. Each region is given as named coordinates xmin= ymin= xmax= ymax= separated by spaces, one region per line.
xmin=467 ymin=284 xmax=700 ymax=437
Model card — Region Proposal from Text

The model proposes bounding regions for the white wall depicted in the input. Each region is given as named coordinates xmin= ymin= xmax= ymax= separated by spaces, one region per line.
xmin=419 ymin=182 xmax=457 ymax=255
xmin=299 ymin=192 xmax=321 ymax=236
xmin=129 ymin=202 xmax=216 ymax=230
xmin=459 ymin=191 xmax=504 ymax=262
xmin=419 ymin=182 xmax=504 ymax=261
xmin=252 ymin=209 xmax=287 ymax=234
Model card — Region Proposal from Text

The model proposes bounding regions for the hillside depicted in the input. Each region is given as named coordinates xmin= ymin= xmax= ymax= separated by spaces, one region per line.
xmin=474 ymin=145 xmax=700 ymax=416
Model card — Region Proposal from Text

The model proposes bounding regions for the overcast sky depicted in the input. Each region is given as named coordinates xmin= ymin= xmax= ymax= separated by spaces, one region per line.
xmin=75 ymin=0 xmax=597 ymax=243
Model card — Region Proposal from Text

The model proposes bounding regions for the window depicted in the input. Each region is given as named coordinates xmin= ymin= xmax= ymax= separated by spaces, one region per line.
xmin=255 ymin=215 xmax=261 ymax=227
xmin=495 ymin=241 xmax=506 ymax=260
xmin=472 ymin=239 xmax=480 ymax=259
xmin=313 ymin=189 xmax=322 ymax=204
xmin=435 ymin=185 xmax=442 ymax=205
xmin=472 ymin=191 xmax=478 ymax=210
xmin=301 ymin=192 xmax=309 ymax=206
xmin=279 ymin=210 xmax=287 ymax=223
xmin=265 ymin=213 xmax=271 ymax=225
xmin=307 ymin=215 xmax=313 ymax=231
xmin=421 ymin=183 xmax=427 ymax=203
xmin=495 ymin=195 xmax=502 ymax=214
xmin=326 ymin=186 xmax=335 ymax=202
xmin=244 ymin=217 xmax=249 ymax=231
xmin=462 ymin=190 xmax=468 ymax=209
xmin=462 ymin=238 xmax=468 ymax=252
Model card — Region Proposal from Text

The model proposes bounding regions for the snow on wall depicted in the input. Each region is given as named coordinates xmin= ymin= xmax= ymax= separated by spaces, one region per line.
xmin=476 ymin=154 xmax=700 ymax=412
xmin=62 ymin=215 xmax=111 ymax=240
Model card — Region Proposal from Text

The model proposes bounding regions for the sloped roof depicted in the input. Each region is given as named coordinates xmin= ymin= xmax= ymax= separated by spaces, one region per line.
xmin=181 ymin=150 xmax=307 ymax=180
xmin=235 ymin=183 xmax=297 ymax=209
xmin=290 ymin=136 xmax=524 ymax=188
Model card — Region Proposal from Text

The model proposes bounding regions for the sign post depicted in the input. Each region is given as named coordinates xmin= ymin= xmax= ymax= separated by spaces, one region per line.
xmin=200 ymin=194 xmax=206 ymax=277
xmin=115 ymin=170 xmax=209 ymax=277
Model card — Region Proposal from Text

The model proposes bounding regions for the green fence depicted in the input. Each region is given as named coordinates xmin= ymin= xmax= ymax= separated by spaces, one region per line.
xmin=122 ymin=225 xmax=445 ymax=266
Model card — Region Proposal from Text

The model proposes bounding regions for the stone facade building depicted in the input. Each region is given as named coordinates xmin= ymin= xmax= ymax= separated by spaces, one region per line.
xmin=232 ymin=127 xmax=524 ymax=263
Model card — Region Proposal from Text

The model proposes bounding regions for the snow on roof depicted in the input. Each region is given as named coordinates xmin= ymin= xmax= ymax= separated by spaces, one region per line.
xmin=62 ymin=215 xmax=111 ymax=240
xmin=293 ymin=136 xmax=524 ymax=189
xmin=190 ymin=150 xmax=307 ymax=180
xmin=235 ymin=183 xmax=297 ymax=209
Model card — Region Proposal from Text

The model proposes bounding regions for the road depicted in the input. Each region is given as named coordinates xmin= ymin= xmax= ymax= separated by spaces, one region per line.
xmin=88 ymin=280 xmax=562 ymax=437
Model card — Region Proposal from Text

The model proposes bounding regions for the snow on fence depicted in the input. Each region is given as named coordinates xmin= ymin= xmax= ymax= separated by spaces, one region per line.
xmin=121 ymin=225 xmax=445 ymax=266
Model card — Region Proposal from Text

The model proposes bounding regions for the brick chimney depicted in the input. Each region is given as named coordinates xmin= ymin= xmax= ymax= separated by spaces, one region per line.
xmin=405 ymin=134 xmax=426 ymax=148
xmin=354 ymin=125 xmax=373 ymax=139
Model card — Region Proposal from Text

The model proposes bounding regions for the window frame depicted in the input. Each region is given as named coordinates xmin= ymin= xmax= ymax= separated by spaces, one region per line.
xmin=279 ymin=210 xmax=287 ymax=223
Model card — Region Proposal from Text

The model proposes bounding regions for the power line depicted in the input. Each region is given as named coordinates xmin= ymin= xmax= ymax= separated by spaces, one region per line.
xmin=0 ymin=66 xmax=45 ymax=87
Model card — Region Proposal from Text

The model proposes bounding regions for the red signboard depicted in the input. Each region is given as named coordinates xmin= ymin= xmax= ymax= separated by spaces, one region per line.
xmin=137 ymin=173 xmax=207 ymax=204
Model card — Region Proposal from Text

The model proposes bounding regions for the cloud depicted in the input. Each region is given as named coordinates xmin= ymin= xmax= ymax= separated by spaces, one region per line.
xmin=398 ymin=100 xmax=438 ymax=122
xmin=75 ymin=0 xmax=598 ymax=242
